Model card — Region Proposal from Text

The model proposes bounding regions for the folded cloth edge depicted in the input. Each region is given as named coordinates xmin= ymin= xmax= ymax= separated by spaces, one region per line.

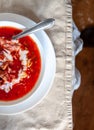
xmin=65 ymin=0 xmax=73 ymax=130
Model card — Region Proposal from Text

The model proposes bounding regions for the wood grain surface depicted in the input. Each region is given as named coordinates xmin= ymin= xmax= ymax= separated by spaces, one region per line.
xmin=73 ymin=48 xmax=94 ymax=130
xmin=72 ymin=0 xmax=94 ymax=130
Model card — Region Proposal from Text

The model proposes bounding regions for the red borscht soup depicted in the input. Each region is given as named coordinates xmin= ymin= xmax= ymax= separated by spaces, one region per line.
xmin=0 ymin=27 xmax=41 ymax=101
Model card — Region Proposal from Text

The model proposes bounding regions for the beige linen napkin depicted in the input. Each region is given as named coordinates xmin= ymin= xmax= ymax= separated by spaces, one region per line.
xmin=0 ymin=0 xmax=73 ymax=130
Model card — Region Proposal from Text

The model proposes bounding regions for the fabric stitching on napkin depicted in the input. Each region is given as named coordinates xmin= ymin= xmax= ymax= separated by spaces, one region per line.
xmin=65 ymin=0 xmax=73 ymax=130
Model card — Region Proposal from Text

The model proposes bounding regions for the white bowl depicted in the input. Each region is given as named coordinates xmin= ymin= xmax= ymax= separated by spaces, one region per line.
xmin=0 ymin=13 xmax=56 ymax=115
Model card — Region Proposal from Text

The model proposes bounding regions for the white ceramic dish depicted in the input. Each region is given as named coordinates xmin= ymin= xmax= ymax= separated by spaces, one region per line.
xmin=0 ymin=13 xmax=56 ymax=115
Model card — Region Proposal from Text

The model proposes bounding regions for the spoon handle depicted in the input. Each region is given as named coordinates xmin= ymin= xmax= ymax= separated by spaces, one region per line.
xmin=12 ymin=18 xmax=55 ymax=40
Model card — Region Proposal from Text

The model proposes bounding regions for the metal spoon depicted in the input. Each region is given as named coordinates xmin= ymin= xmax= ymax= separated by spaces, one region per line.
xmin=12 ymin=18 xmax=55 ymax=40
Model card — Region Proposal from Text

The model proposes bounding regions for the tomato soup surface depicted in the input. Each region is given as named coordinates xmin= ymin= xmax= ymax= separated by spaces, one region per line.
xmin=0 ymin=26 xmax=41 ymax=101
